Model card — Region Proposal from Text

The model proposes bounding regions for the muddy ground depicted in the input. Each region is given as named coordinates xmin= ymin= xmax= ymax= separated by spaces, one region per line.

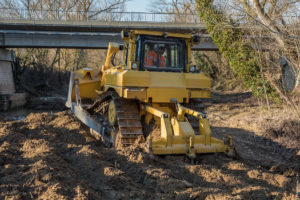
xmin=0 ymin=93 xmax=299 ymax=199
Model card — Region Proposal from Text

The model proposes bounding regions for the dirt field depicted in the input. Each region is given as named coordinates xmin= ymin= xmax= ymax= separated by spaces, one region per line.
xmin=0 ymin=93 xmax=299 ymax=199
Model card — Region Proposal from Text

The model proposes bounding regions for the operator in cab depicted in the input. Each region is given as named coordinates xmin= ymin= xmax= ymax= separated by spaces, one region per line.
xmin=144 ymin=44 xmax=166 ymax=68
xmin=157 ymin=46 xmax=166 ymax=68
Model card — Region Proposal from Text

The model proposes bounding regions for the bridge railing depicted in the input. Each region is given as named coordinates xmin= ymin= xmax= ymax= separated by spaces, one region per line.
xmin=0 ymin=8 xmax=298 ymax=25
xmin=0 ymin=8 xmax=200 ymax=23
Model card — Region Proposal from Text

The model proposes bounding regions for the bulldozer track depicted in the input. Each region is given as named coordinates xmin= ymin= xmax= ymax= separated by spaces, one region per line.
xmin=89 ymin=91 xmax=143 ymax=146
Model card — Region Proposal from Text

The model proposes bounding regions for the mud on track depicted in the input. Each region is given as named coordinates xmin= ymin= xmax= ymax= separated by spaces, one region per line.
xmin=0 ymin=95 xmax=299 ymax=199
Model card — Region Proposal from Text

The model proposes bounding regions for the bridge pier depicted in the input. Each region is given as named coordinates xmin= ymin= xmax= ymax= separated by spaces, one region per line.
xmin=0 ymin=49 xmax=26 ymax=111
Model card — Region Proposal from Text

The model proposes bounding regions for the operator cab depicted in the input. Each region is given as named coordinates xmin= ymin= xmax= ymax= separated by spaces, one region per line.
xmin=135 ymin=35 xmax=186 ymax=72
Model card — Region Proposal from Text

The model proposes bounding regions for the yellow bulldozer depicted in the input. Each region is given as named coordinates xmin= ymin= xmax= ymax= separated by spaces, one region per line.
xmin=66 ymin=30 xmax=234 ymax=160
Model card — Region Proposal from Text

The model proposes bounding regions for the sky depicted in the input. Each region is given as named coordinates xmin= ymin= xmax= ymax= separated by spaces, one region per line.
xmin=126 ymin=0 xmax=150 ymax=12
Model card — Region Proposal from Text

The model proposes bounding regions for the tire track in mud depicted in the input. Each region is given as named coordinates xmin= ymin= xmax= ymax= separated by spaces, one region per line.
xmin=211 ymin=126 xmax=300 ymax=172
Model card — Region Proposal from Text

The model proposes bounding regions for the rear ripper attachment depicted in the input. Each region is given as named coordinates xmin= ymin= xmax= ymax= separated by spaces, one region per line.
xmin=141 ymin=102 xmax=234 ymax=159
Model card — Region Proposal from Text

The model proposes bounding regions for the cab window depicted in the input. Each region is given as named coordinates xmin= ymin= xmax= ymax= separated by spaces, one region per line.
xmin=142 ymin=41 xmax=185 ymax=71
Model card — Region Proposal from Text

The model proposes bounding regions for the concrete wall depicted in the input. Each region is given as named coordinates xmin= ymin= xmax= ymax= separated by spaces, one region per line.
xmin=0 ymin=49 xmax=15 ymax=95
xmin=0 ymin=49 xmax=27 ymax=111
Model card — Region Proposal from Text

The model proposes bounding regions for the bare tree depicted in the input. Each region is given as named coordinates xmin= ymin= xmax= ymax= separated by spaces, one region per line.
xmin=220 ymin=0 xmax=300 ymax=92
xmin=149 ymin=0 xmax=198 ymax=23
xmin=0 ymin=0 xmax=129 ymax=20
xmin=149 ymin=0 xmax=196 ymax=13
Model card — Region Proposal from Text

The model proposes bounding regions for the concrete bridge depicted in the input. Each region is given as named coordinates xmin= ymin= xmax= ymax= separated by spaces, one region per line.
xmin=0 ymin=20 xmax=216 ymax=50
xmin=0 ymin=9 xmax=217 ymax=50
xmin=0 ymin=9 xmax=298 ymax=50
xmin=0 ymin=19 xmax=218 ymax=51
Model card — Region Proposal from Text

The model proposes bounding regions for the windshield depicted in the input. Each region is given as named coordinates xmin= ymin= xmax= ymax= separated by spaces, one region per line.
xmin=142 ymin=41 xmax=185 ymax=71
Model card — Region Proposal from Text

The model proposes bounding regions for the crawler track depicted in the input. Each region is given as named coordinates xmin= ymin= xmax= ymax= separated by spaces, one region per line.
xmin=88 ymin=91 xmax=143 ymax=146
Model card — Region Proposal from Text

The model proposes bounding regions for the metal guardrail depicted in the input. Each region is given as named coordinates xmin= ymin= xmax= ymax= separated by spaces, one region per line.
xmin=0 ymin=8 xmax=200 ymax=23
xmin=0 ymin=8 xmax=298 ymax=25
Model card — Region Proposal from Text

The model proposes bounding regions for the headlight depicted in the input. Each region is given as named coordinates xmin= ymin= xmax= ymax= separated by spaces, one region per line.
xmin=131 ymin=62 xmax=138 ymax=70
xmin=189 ymin=65 xmax=195 ymax=72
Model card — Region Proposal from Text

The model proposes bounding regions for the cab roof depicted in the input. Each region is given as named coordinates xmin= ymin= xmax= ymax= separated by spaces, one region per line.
xmin=130 ymin=30 xmax=191 ymax=39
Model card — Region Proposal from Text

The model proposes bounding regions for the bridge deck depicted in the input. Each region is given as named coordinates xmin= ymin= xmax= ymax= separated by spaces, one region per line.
xmin=0 ymin=19 xmax=206 ymax=33
xmin=0 ymin=19 xmax=217 ymax=50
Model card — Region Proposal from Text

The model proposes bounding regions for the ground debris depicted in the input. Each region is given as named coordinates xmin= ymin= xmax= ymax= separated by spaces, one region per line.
xmin=0 ymin=96 xmax=299 ymax=199
xmin=265 ymin=120 xmax=300 ymax=142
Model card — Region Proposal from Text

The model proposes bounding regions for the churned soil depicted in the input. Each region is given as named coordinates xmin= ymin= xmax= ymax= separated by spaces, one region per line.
xmin=0 ymin=92 xmax=299 ymax=199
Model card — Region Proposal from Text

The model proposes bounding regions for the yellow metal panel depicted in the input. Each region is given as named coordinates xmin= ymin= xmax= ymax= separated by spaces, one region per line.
xmin=104 ymin=73 xmax=114 ymax=86
xmin=122 ymin=71 xmax=150 ymax=86
xmin=172 ymin=120 xmax=194 ymax=137
xmin=105 ymin=70 xmax=210 ymax=87
xmin=105 ymin=71 xmax=149 ymax=87
xmin=131 ymin=30 xmax=191 ymax=39
xmin=105 ymin=43 xmax=120 ymax=67
xmin=105 ymin=71 xmax=123 ymax=86
xmin=147 ymin=87 xmax=187 ymax=102
xmin=152 ymin=134 xmax=228 ymax=155
xmin=128 ymin=41 xmax=136 ymax=69
xmin=178 ymin=121 xmax=194 ymax=137
xmin=152 ymin=103 xmax=176 ymax=117
xmin=151 ymin=143 xmax=228 ymax=155
xmin=186 ymin=41 xmax=191 ymax=72
xmin=189 ymin=90 xmax=210 ymax=98
xmin=74 ymin=68 xmax=101 ymax=80
xmin=123 ymin=88 xmax=146 ymax=100
xmin=184 ymin=73 xmax=211 ymax=88
xmin=71 ymin=81 xmax=100 ymax=101
xmin=148 ymin=72 xmax=185 ymax=88
xmin=172 ymin=118 xmax=181 ymax=136
xmin=104 ymin=71 xmax=211 ymax=102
